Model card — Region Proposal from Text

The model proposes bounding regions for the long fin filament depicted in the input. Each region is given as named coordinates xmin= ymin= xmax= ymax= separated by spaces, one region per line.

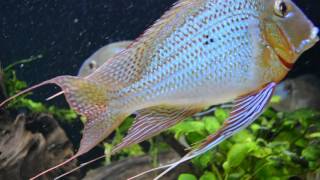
xmin=29 ymin=155 xmax=79 ymax=180
xmin=127 ymin=164 xmax=173 ymax=180
xmin=46 ymin=91 xmax=64 ymax=101
xmin=54 ymin=154 xmax=107 ymax=180
xmin=0 ymin=79 xmax=55 ymax=107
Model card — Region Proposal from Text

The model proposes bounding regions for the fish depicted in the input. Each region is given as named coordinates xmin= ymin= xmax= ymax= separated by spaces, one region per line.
xmin=272 ymin=74 xmax=320 ymax=112
xmin=80 ymin=44 xmax=320 ymax=113
xmin=78 ymin=41 xmax=132 ymax=77
xmin=0 ymin=0 xmax=318 ymax=179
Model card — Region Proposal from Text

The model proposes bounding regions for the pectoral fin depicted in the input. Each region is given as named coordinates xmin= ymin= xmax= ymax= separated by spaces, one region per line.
xmin=112 ymin=106 xmax=202 ymax=153
xmin=131 ymin=82 xmax=277 ymax=180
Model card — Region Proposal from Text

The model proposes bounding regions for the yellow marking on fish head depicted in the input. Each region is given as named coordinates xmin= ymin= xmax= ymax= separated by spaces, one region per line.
xmin=261 ymin=0 xmax=319 ymax=69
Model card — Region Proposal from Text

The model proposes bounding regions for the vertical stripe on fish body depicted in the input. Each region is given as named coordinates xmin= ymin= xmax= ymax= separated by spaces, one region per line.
xmin=90 ymin=0 xmax=274 ymax=111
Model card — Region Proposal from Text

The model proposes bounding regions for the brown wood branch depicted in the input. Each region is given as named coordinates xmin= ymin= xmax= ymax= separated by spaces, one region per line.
xmin=0 ymin=112 xmax=80 ymax=180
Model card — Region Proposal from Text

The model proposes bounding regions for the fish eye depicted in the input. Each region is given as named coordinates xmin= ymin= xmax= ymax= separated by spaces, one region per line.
xmin=88 ymin=61 xmax=97 ymax=70
xmin=274 ymin=0 xmax=289 ymax=18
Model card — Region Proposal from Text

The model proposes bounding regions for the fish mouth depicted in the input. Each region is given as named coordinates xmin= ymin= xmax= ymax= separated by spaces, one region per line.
xmin=295 ymin=27 xmax=319 ymax=54
xmin=280 ymin=27 xmax=319 ymax=70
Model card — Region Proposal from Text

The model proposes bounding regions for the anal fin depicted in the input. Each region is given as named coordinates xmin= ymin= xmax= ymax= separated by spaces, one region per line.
xmin=50 ymin=106 xmax=202 ymax=180
xmin=112 ymin=106 xmax=202 ymax=153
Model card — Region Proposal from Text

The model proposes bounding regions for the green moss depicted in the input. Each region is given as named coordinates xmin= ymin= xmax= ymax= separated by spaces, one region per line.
xmin=2 ymin=56 xmax=78 ymax=123
xmin=169 ymin=108 xmax=320 ymax=179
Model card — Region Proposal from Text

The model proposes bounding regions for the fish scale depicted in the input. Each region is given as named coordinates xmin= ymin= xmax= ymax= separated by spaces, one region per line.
xmin=112 ymin=1 xmax=263 ymax=111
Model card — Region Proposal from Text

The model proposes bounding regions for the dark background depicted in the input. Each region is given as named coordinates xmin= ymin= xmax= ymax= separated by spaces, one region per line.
xmin=0 ymin=0 xmax=178 ymax=170
xmin=1 ymin=0 xmax=319 ymax=84
xmin=1 ymin=0 xmax=175 ymax=80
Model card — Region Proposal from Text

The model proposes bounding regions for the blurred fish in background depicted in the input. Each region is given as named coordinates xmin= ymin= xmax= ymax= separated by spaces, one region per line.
xmin=272 ymin=74 xmax=320 ymax=112
xmin=78 ymin=41 xmax=132 ymax=77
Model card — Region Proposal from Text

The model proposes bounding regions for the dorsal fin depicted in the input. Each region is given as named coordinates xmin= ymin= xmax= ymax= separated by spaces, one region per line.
xmin=112 ymin=106 xmax=202 ymax=153
xmin=87 ymin=0 xmax=205 ymax=91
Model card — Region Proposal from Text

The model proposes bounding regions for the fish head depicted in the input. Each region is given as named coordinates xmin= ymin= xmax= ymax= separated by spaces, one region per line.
xmin=78 ymin=41 xmax=132 ymax=77
xmin=261 ymin=0 xmax=319 ymax=67
xmin=78 ymin=58 xmax=98 ymax=77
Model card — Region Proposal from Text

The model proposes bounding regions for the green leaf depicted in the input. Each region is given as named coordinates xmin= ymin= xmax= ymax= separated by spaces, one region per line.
xmin=178 ymin=173 xmax=197 ymax=180
xmin=118 ymin=117 xmax=134 ymax=133
xmin=186 ymin=132 xmax=206 ymax=145
xmin=171 ymin=121 xmax=205 ymax=138
xmin=240 ymin=174 xmax=252 ymax=180
xmin=251 ymin=146 xmax=272 ymax=158
xmin=214 ymin=108 xmax=228 ymax=123
xmin=262 ymin=108 xmax=277 ymax=119
xmin=228 ymin=168 xmax=246 ymax=179
xmin=103 ymin=143 xmax=113 ymax=165
xmin=200 ymin=171 xmax=216 ymax=180
xmin=192 ymin=151 xmax=213 ymax=169
xmin=274 ymin=131 xmax=298 ymax=142
xmin=19 ymin=98 xmax=46 ymax=112
xmin=288 ymin=109 xmax=319 ymax=122
xmin=294 ymin=139 xmax=308 ymax=147
xmin=307 ymin=132 xmax=320 ymax=139
xmin=231 ymin=130 xmax=254 ymax=143
xmin=203 ymin=116 xmax=221 ymax=134
xmin=250 ymin=123 xmax=261 ymax=133
xmin=4 ymin=54 xmax=43 ymax=72
xmin=302 ymin=146 xmax=320 ymax=161
xmin=268 ymin=141 xmax=290 ymax=153
xmin=223 ymin=161 xmax=230 ymax=173
xmin=121 ymin=144 xmax=144 ymax=157
xmin=223 ymin=142 xmax=256 ymax=172
xmin=270 ymin=95 xmax=281 ymax=103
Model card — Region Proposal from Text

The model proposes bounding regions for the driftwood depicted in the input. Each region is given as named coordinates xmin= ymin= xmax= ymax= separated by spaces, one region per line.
xmin=0 ymin=110 xmax=192 ymax=180
xmin=0 ymin=111 xmax=79 ymax=180
xmin=84 ymin=151 xmax=192 ymax=180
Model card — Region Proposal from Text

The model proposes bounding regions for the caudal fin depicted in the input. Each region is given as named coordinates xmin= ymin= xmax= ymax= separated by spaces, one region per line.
xmin=1 ymin=75 xmax=109 ymax=117
xmin=51 ymin=76 xmax=108 ymax=117
xmin=31 ymin=76 xmax=127 ymax=179
xmin=1 ymin=75 xmax=126 ymax=179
